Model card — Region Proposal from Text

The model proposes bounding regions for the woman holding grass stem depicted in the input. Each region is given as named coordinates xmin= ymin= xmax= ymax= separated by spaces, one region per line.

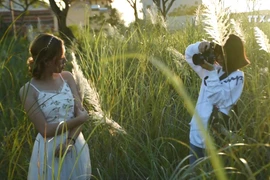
xmin=185 ymin=34 xmax=250 ymax=165
xmin=19 ymin=33 xmax=91 ymax=179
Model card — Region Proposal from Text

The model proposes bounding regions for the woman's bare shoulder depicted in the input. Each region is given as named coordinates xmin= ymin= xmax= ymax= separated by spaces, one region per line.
xmin=60 ymin=71 xmax=77 ymax=86
xmin=61 ymin=71 xmax=74 ymax=80
xmin=19 ymin=82 xmax=31 ymax=94
xmin=19 ymin=81 xmax=36 ymax=101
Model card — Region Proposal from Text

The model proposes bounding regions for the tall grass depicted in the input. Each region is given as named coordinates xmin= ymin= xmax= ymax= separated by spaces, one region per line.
xmin=1 ymin=1 xmax=270 ymax=179
xmin=0 ymin=32 xmax=33 ymax=179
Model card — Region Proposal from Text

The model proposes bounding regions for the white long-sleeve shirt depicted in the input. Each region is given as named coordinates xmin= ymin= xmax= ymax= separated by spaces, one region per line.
xmin=185 ymin=42 xmax=244 ymax=148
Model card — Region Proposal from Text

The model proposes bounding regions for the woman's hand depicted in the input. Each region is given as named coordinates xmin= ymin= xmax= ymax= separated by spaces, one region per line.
xmin=77 ymin=108 xmax=90 ymax=123
xmin=198 ymin=41 xmax=215 ymax=71
xmin=198 ymin=41 xmax=211 ymax=53
xmin=54 ymin=140 xmax=74 ymax=158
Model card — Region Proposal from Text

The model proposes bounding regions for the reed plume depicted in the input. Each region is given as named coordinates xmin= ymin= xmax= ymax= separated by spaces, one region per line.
xmin=166 ymin=47 xmax=185 ymax=67
xmin=230 ymin=19 xmax=245 ymax=42
xmin=254 ymin=27 xmax=270 ymax=53
xmin=202 ymin=0 xmax=231 ymax=46
xmin=194 ymin=5 xmax=203 ymax=26
xmin=146 ymin=4 xmax=158 ymax=25
xmin=146 ymin=3 xmax=167 ymax=29
xmin=70 ymin=52 xmax=126 ymax=135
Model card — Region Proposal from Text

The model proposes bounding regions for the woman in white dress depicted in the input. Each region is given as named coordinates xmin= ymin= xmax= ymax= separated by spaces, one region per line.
xmin=19 ymin=33 xmax=91 ymax=180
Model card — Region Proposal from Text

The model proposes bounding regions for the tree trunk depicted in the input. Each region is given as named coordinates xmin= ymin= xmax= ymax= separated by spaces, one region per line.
xmin=57 ymin=14 xmax=75 ymax=47
xmin=49 ymin=0 xmax=75 ymax=47
xmin=127 ymin=0 xmax=139 ymax=23
xmin=153 ymin=0 xmax=176 ymax=20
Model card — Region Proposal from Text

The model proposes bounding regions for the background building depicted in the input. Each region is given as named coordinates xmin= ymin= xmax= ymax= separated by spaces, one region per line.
xmin=0 ymin=0 xmax=114 ymax=36
xmin=0 ymin=0 xmax=57 ymax=35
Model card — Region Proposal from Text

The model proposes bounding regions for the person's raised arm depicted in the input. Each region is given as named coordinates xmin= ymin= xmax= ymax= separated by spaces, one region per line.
xmin=185 ymin=41 xmax=211 ymax=79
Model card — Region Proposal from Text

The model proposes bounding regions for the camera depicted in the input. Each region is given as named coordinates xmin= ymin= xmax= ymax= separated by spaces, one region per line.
xmin=192 ymin=42 xmax=216 ymax=65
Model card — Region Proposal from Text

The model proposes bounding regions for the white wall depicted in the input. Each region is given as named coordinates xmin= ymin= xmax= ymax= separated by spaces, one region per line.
xmin=67 ymin=1 xmax=111 ymax=27
xmin=67 ymin=1 xmax=91 ymax=27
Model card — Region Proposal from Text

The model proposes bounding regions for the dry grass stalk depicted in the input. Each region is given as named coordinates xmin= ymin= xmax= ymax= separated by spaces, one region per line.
xmin=71 ymin=52 xmax=126 ymax=135
xmin=254 ymin=27 xmax=270 ymax=53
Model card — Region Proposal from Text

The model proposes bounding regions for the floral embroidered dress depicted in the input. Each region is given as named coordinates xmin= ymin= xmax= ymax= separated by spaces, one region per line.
xmin=27 ymin=74 xmax=91 ymax=180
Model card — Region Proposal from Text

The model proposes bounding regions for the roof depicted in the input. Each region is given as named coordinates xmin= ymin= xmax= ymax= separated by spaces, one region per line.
xmin=0 ymin=0 xmax=50 ymax=12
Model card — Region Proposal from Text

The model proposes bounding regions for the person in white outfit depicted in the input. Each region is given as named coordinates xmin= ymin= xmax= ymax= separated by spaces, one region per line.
xmin=19 ymin=33 xmax=91 ymax=179
xmin=185 ymin=34 xmax=250 ymax=165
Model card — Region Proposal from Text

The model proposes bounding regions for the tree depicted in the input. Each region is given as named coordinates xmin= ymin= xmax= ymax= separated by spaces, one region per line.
xmin=0 ymin=0 xmax=40 ymax=38
xmin=48 ymin=0 xmax=75 ymax=47
xmin=152 ymin=0 xmax=176 ymax=20
xmin=0 ymin=0 xmax=39 ymax=11
xmin=126 ymin=0 xmax=139 ymax=23
xmin=168 ymin=4 xmax=198 ymax=16
xmin=107 ymin=8 xmax=125 ymax=28
xmin=1 ymin=0 xmax=75 ymax=45
xmin=89 ymin=7 xmax=125 ymax=33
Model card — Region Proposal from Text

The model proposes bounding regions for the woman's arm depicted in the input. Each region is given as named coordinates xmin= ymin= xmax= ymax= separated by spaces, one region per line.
xmin=61 ymin=71 xmax=86 ymax=143
xmin=19 ymin=84 xmax=89 ymax=138
xmin=185 ymin=41 xmax=209 ymax=79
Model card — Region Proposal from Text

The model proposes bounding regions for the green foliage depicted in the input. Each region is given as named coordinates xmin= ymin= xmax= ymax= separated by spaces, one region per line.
xmin=89 ymin=8 xmax=126 ymax=33
xmin=168 ymin=4 xmax=199 ymax=16
xmin=68 ymin=25 xmax=80 ymax=39
xmin=107 ymin=8 xmax=125 ymax=29
xmin=0 ymin=16 xmax=9 ymax=35
xmin=0 ymin=36 xmax=34 ymax=179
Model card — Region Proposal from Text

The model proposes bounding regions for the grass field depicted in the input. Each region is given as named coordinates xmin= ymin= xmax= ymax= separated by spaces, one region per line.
xmin=1 ymin=2 xmax=270 ymax=179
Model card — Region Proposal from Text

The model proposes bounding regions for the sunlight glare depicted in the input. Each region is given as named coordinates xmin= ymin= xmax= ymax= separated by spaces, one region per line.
xmin=224 ymin=0 xmax=270 ymax=12
xmin=112 ymin=0 xmax=143 ymax=26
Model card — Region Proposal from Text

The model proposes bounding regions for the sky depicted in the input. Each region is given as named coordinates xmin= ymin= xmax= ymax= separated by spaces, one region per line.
xmin=223 ymin=0 xmax=270 ymax=12
xmin=112 ymin=0 xmax=270 ymax=25
xmin=111 ymin=0 xmax=143 ymax=25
